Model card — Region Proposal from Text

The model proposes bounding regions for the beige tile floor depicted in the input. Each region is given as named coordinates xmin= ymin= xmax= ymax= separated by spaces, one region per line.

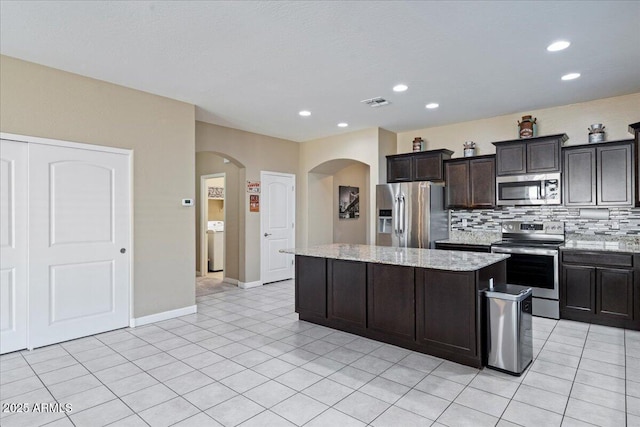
xmin=1 ymin=279 xmax=639 ymax=427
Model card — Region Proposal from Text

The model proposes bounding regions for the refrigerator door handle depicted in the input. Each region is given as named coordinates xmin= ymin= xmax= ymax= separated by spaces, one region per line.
xmin=399 ymin=195 xmax=405 ymax=235
xmin=394 ymin=196 xmax=399 ymax=235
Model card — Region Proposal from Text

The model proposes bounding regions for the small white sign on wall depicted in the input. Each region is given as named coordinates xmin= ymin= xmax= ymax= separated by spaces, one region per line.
xmin=247 ymin=181 xmax=260 ymax=193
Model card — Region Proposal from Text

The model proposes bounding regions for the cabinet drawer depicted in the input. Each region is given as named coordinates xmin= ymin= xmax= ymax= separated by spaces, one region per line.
xmin=562 ymin=251 xmax=633 ymax=267
xmin=435 ymin=243 xmax=491 ymax=253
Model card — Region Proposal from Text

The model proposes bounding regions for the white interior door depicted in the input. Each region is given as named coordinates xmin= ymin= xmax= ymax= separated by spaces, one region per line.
xmin=0 ymin=140 xmax=28 ymax=354
xmin=261 ymin=171 xmax=295 ymax=284
xmin=28 ymin=143 xmax=130 ymax=349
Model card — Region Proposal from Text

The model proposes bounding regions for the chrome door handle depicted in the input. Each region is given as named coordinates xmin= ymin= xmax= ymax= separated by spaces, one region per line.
xmin=394 ymin=197 xmax=399 ymax=235
xmin=398 ymin=196 xmax=405 ymax=234
xmin=264 ymin=233 xmax=272 ymax=237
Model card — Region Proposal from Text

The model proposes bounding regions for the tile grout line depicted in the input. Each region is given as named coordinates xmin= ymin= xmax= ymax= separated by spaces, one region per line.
xmin=491 ymin=318 xmax=578 ymax=425
xmin=21 ymin=345 xmax=100 ymax=427
xmin=625 ymin=328 xmax=628 ymax=427
xmin=60 ymin=340 xmax=151 ymax=427
xmin=4 ymin=281 xmax=636 ymax=427
xmin=560 ymin=323 xmax=603 ymax=427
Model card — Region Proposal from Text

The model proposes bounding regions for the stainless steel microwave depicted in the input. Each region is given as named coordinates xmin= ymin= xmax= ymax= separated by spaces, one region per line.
xmin=496 ymin=173 xmax=561 ymax=206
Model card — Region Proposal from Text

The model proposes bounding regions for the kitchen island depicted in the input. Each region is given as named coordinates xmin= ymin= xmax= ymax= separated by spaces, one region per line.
xmin=281 ymin=244 xmax=509 ymax=368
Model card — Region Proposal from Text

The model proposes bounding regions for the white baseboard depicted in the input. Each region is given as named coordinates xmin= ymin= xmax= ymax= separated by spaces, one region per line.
xmin=238 ymin=280 xmax=262 ymax=289
xmin=223 ymin=278 xmax=239 ymax=285
xmin=130 ymin=304 xmax=197 ymax=327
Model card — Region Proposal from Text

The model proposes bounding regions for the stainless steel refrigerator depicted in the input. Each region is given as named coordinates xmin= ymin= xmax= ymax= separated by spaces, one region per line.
xmin=376 ymin=182 xmax=448 ymax=248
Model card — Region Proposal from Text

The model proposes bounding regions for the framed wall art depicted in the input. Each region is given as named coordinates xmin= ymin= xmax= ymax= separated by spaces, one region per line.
xmin=338 ymin=186 xmax=359 ymax=219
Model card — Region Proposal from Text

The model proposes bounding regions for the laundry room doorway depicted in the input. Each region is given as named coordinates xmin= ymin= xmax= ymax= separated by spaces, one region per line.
xmin=200 ymin=173 xmax=225 ymax=279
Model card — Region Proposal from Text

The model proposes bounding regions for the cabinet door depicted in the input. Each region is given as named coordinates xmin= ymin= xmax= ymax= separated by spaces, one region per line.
xmin=387 ymin=157 xmax=412 ymax=183
xmin=563 ymin=147 xmax=596 ymax=206
xmin=561 ymin=265 xmax=596 ymax=315
xmin=413 ymin=153 xmax=442 ymax=181
xmin=416 ymin=269 xmax=476 ymax=357
xmin=444 ymin=160 xmax=469 ymax=208
xmin=597 ymin=268 xmax=633 ymax=320
xmin=327 ymin=259 xmax=366 ymax=329
xmin=469 ymin=157 xmax=496 ymax=207
xmin=367 ymin=264 xmax=415 ymax=341
xmin=527 ymin=139 xmax=560 ymax=173
xmin=496 ymin=143 xmax=526 ymax=176
xmin=295 ymin=256 xmax=327 ymax=318
xmin=597 ymin=144 xmax=633 ymax=206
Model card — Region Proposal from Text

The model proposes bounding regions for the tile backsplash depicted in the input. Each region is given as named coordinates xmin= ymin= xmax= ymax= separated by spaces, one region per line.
xmin=451 ymin=206 xmax=640 ymax=236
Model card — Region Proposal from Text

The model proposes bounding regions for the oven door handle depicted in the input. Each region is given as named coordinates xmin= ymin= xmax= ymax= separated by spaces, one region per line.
xmin=491 ymin=246 xmax=558 ymax=256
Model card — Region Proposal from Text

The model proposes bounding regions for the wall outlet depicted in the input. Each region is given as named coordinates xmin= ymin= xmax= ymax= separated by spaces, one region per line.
xmin=462 ymin=219 xmax=468 ymax=227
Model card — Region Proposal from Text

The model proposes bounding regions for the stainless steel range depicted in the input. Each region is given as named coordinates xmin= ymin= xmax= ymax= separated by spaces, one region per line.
xmin=491 ymin=221 xmax=565 ymax=319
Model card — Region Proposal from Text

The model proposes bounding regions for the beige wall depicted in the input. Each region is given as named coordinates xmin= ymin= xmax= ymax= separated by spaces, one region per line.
xmin=333 ymin=163 xmax=368 ymax=244
xmin=300 ymin=128 xmax=381 ymax=246
xmin=196 ymin=121 xmax=299 ymax=284
xmin=0 ymin=55 xmax=196 ymax=318
xmin=206 ymin=176 xmax=225 ymax=221
xmin=208 ymin=200 xmax=224 ymax=221
xmin=307 ymin=173 xmax=334 ymax=246
xmin=196 ymin=152 xmax=239 ymax=280
xmin=398 ymin=93 xmax=640 ymax=158
xmin=378 ymin=128 xmax=398 ymax=183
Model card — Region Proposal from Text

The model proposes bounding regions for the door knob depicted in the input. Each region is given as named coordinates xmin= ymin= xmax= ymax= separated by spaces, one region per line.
xmin=264 ymin=233 xmax=272 ymax=237
xmin=120 ymin=248 xmax=126 ymax=254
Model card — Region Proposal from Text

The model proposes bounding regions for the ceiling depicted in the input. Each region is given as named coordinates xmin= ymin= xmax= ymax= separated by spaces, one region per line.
xmin=1 ymin=1 xmax=639 ymax=143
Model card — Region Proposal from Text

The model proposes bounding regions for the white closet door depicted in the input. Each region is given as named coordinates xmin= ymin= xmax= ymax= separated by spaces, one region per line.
xmin=261 ymin=172 xmax=295 ymax=284
xmin=0 ymin=140 xmax=28 ymax=354
xmin=29 ymin=143 xmax=130 ymax=349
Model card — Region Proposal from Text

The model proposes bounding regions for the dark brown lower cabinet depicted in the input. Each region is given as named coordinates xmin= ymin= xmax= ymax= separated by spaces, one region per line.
xmin=367 ymin=264 xmax=415 ymax=344
xmin=295 ymin=256 xmax=327 ymax=319
xmin=562 ymin=265 xmax=596 ymax=314
xmin=327 ymin=259 xmax=367 ymax=331
xmin=416 ymin=269 xmax=477 ymax=359
xmin=294 ymin=255 xmax=504 ymax=367
xmin=597 ymin=268 xmax=634 ymax=320
xmin=560 ymin=250 xmax=638 ymax=330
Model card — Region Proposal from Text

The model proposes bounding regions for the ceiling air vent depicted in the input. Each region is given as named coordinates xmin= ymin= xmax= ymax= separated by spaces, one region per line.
xmin=360 ymin=97 xmax=390 ymax=107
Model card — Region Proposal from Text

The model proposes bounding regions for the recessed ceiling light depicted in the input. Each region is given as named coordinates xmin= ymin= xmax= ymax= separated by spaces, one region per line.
xmin=393 ymin=84 xmax=408 ymax=92
xmin=425 ymin=103 xmax=439 ymax=109
xmin=547 ymin=40 xmax=571 ymax=52
xmin=299 ymin=110 xmax=311 ymax=117
xmin=338 ymin=122 xmax=349 ymax=128
xmin=561 ymin=73 xmax=581 ymax=81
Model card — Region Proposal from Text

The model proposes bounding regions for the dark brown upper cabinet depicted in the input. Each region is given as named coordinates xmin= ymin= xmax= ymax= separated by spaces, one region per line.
xmin=387 ymin=149 xmax=453 ymax=183
xmin=563 ymin=139 xmax=634 ymax=207
xmin=444 ymin=155 xmax=495 ymax=209
xmin=493 ymin=134 xmax=568 ymax=176
xmin=629 ymin=122 xmax=640 ymax=207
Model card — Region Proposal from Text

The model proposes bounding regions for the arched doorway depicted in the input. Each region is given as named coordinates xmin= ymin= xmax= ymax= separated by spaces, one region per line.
xmin=195 ymin=151 xmax=244 ymax=285
xmin=308 ymin=159 xmax=370 ymax=245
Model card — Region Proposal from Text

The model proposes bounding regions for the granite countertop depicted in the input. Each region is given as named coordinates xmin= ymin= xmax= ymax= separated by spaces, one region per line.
xmin=281 ymin=244 xmax=509 ymax=272
xmin=435 ymin=230 xmax=501 ymax=247
xmin=561 ymin=239 xmax=640 ymax=254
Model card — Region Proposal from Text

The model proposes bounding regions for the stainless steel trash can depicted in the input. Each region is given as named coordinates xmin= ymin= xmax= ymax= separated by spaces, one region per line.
xmin=485 ymin=284 xmax=533 ymax=376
